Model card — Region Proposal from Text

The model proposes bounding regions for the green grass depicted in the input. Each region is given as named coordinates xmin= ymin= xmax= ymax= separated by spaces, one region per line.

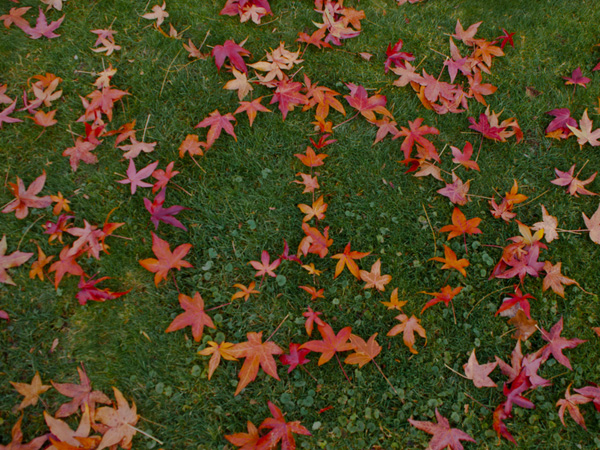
xmin=1 ymin=0 xmax=600 ymax=449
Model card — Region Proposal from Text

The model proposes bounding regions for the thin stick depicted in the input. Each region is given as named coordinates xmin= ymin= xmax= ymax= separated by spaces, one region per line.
xmin=466 ymin=285 xmax=513 ymax=319
xmin=467 ymin=194 xmax=494 ymax=200
xmin=421 ymin=203 xmax=436 ymax=251
xmin=197 ymin=30 xmax=211 ymax=51
xmin=444 ymin=363 xmax=468 ymax=379
xmin=159 ymin=49 xmax=183 ymax=97
xmin=372 ymin=360 xmax=399 ymax=395
xmin=575 ymin=160 xmax=589 ymax=178
xmin=332 ymin=111 xmax=360 ymax=129
xmin=475 ymin=135 xmax=483 ymax=162
xmin=138 ymin=415 xmax=166 ymax=428
xmin=171 ymin=182 xmax=193 ymax=197
xmin=464 ymin=392 xmax=492 ymax=411
xmin=451 ymin=300 xmax=457 ymax=325
xmin=513 ymin=189 xmax=549 ymax=209
xmin=127 ymin=424 xmax=164 ymax=445
xmin=266 ymin=313 xmax=290 ymax=342
xmin=206 ymin=302 xmax=233 ymax=312
xmin=335 ymin=353 xmax=352 ymax=384
xmin=301 ymin=364 xmax=318 ymax=382
xmin=172 ymin=273 xmax=181 ymax=294
xmin=142 ymin=114 xmax=151 ymax=142
xmin=17 ymin=215 xmax=45 ymax=250
xmin=556 ymin=228 xmax=584 ymax=234
xmin=190 ymin=155 xmax=206 ymax=173
xmin=429 ymin=48 xmax=450 ymax=60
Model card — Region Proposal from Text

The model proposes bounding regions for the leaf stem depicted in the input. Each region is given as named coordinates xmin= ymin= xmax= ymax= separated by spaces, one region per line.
xmin=372 ymin=360 xmax=399 ymax=396
xmin=266 ymin=313 xmax=289 ymax=342
xmin=127 ymin=424 xmax=164 ymax=445
xmin=444 ymin=363 xmax=468 ymax=379
xmin=335 ymin=353 xmax=352 ymax=384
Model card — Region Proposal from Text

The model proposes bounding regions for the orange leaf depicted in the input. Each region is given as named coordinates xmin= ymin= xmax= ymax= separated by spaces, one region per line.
xmin=230 ymin=332 xmax=283 ymax=396
xmin=429 ymin=245 xmax=469 ymax=277
xmin=359 ymin=259 xmax=391 ymax=291
xmin=331 ymin=242 xmax=370 ymax=279
xmin=387 ymin=313 xmax=426 ymax=354
xmin=139 ymin=232 xmax=192 ymax=286
xmin=439 ymin=207 xmax=482 ymax=240
xmin=344 ymin=333 xmax=381 ymax=367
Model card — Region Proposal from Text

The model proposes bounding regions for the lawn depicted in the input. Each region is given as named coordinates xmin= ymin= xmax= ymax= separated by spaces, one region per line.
xmin=1 ymin=0 xmax=600 ymax=449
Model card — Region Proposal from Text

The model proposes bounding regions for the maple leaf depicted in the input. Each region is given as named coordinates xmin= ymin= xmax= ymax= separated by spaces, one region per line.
xmin=384 ymin=38 xmax=414 ymax=72
xmin=437 ymin=173 xmax=470 ymax=205
xmin=542 ymin=261 xmax=580 ymax=298
xmin=297 ymin=195 xmax=327 ymax=223
xmin=300 ymin=323 xmax=353 ymax=365
xmin=302 ymin=307 xmax=324 ymax=336
xmin=467 ymin=113 xmax=503 ymax=141
xmin=22 ymin=8 xmax=64 ymax=39
xmin=256 ymin=401 xmax=311 ymax=450
xmin=344 ymin=333 xmax=381 ymax=368
xmin=62 ymin=138 xmax=98 ymax=172
xmin=551 ymin=164 xmax=596 ymax=197
xmin=183 ymin=38 xmax=209 ymax=59
xmin=139 ymin=232 xmax=193 ymax=285
xmin=420 ymin=285 xmax=463 ymax=314
xmin=381 ymin=287 xmax=407 ymax=310
xmin=280 ymin=343 xmax=311 ymax=373
xmin=117 ymin=159 xmax=159 ymax=195
xmin=0 ymin=7 xmax=31 ymax=30
xmin=331 ymin=242 xmax=370 ymax=279
xmin=567 ymin=109 xmax=600 ymax=146
xmin=142 ymin=2 xmax=168 ymax=26
xmin=212 ymin=39 xmax=251 ymax=73
xmin=235 ymin=97 xmax=271 ymax=127
xmin=532 ymin=204 xmax=558 ymax=243
xmin=29 ymin=109 xmax=57 ymax=127
xmin=91 ymin=37 xmax=121 ymax=56
xmin=48 ymin=246 xmax=86 ymax=289
xmin=493 ymin=404 xmax=516 ymax=445
xmin=451 ymin=142 xmax=479 ymax=171
xmin=463 ymin=349 xmax=497 ymax=388
xmin=546 ymin=108 xmax=577 ymax=135
xmin=50 ymin=192 xmax=71 ymax=216
xmin=178 ymin=134 xmax=205 ymax=158
xmin=301 ymin=263 xmax=322 ymax=276
xmin=66 ymin=220 xmax=102 ymax=259
xmin=165 ymin=292 xmax=215 ymax=341
xmin=10 ymin=372 xmax=51 ymax=411
xmin=473 ymin=39 xmax=504 ymax=68
xmin=536 ymin=317 xmax=586 ymax=370
xmin=0 ymin=235 xmax=34 ymax=286
xmin=76 ymin=276 xmax=129 ymax=306
xmin=232 ymin=282 xmax=260 ymax=301
xmin=409 ymin=408 xmax=476 ymax=450
xmin=198 ymin=341 xmax=238 ymax=379
xmin=299 ymin=223 xmax=332 ymax=258
xmin=496 ymin=29 xmax=515 ymax=49
xmin=85 ymin=86 xmax=129 ymax=122
xmin=563 ymin=67 xmax=590 ymax=88
xmin=151 ymin=161 xmax=179 ymax=193
xmin=195 ymin=109 xmax=236 ymax=147
xmin=29 ymin=245 xmax=53 ymax=281
xmin=557 ymin=384 xmax=591 ymax=430
xmin=42 ymin=214 xmax=73 ymax=244
xmin=297 ymin=26 xmax=331 ymax=49
xmin=574 ymin=385 xmax=600 ymax=412
xmin=0 ymin=415 xmax=47 ymax=450
xmin=2 ymin=171 xmax=52 ymax=219
xmin=299 ymin=285 xmax=324 ymax=300
xmin=429 ymin=244 xmax=469 ymax=277
xmin=293 ymin=173 xmax=319 ymax=193
xmin=387 ymin=313 xmax=426 ymax=354
xmin=94 ymin=387 xmax=138 ymax=450
xmin=359 ymin=259 xmax=392 ymax=291
xmin=452 ymin=19 xmax=482 ymax=45
xmin=271 ymin=79 xmax=308 ymax=120
xmin=52 ymin=364 xmax=111 ymax=417
xmin=225 ymin=421 xmax=260 ymax=450
xmin=496 ymin=285 xmax=535 ymax=319
xmin=224 ymin=68 xmax=253 ymax=100
xmin=249 ymin=250 xmax=281 ymax=278
xmin=393 ymin=117 xmax=439 ymax=160
xmin=43 ymin=403 xmax=94 ymax=449
xmin=344 ymin=83 xmax=391 ymax=122
xmin=294 ymin=146 xmax=328 ymax=167
xmin=144 ymin=188 xmax=188 ymax=231
xmin=583 ymin=202 xmax=600 ymax=244
xmin=230 ymin=331 xmax=283 ymax=395
xmin=439 ymin=207 xmax=482 ymax=240
xmin=118 ymin=138 xmax=157 ymax=159
xmin=508 ymin=310 xmax=538 ymax=341
xmin=249 ymin=43 xmax=303 ymax=84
